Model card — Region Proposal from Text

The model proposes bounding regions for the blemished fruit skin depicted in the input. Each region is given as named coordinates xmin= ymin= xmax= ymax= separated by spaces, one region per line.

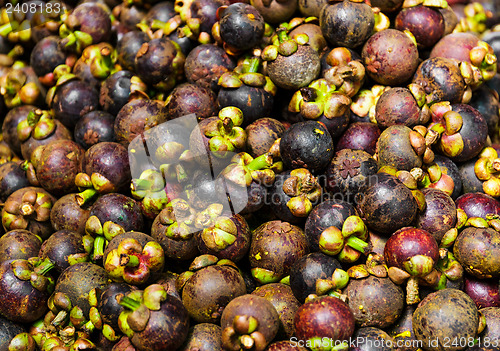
xmin=412 ymin=289 xmax=479 ymax=351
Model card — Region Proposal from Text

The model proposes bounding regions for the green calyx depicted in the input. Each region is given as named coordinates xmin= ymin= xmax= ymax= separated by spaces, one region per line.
xmin=131 ymin=169 xmax=165 ymax=194
xmin=104 ymin=238 xmax=164 ymax=285
xmin=11 ymin=258 xmax=55 ymax=292
xmin=206 ymin=107 xmax=247 ymax=158
xmin=315 ymin=268 xmax=349 ymax=297
xmin=283 ymin=168 xmax=322 ymax=217
xmin=201 ymin=224 xmax=237 ymax=251
xmin=59 ymin=22 xmax=93 ymax=54
xmin=319 ymin=216 xmax=369 ymax=257
xmin=194 ymin=203 xmax=224 ymax=229
xmin=437 ymin=251 xmax=463 ymax=281
xmin=219 ymin=57 xmax=271 ymax=90
xmin=188 ymin=254 xmax=220 ymax=271
xmin=143 ymin=284 xmax=167 ymax=310
xmin=233 ymin=315 xmax=259 ymax=335
xmin=75 ymin=170 xmax=115 ymax=194
xmin=251 ymin=267 xmax=281 ymax=284
xmin=403 ymin=255 xmax=435 ymax=277
xmin=74 ymin=189 xmax=97 ymax=208
xmin=118 ymin=289 xmax=163 ymax=334
xmin=81 ymin=43 xmax=117 ymax=80
xmin=17 ymin=109 xmax=56 ymax=142
xmin=119 ymin=296 xmax=142 ymax=311
xmin=92 ymin=236 xmax=106 ymax=262
xmin=222 ymin=152 xmax=275 ymax=187
xmin=8 ymin=332 xmax=36 ymax=351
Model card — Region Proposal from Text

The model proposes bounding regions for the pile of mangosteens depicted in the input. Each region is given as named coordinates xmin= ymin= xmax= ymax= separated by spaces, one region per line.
xmin=1 ymin=0 xmax=500 ymax=350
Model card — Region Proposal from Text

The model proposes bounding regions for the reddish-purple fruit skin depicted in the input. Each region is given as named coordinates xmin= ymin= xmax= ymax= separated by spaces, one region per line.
xmin=36 ymin=140 xmax=85 ymax=196
xmin=83 ymin=142 xmax=131 ymax=193
xmin=252 ymin=283 xmax=301 ymax=339
xmin=377 ymin=125 xmax=422 ymax=171
xmin=0 ymin=260 xmax=50 ymax=323
xmin=90 ymin=193 xmax=144 ymax=233
xmin=356 ymin=173 xmax=418 ymax=234
xmin=294 ymin=296 xmax=355 ymax=343
xmin=395 ymin=5 xmax=444 ymax=48
xmin=412 ymin=288 xmax=479 ymax=351
xmin=2 ymin=105 xmax=36 ymax=156
xmin=464 ymin=275 xmax=500 ymax=309
xmin=196 ymin=214 xmax=251 ymax=263
xmin=245 ymin=118 xmax=286 ymax=157
xmin=362 ymin=29 xmax=419 ymax=86
xmin=412 ymin=57 xmax=466 ymax=104
xmin=114 ymin=99 xmax=167 ymax=147
xmin=336 ymin=122 xmax=381 ymax=155
xmin=249 ymin=221 xmax=309 ymax=280
xmin=445 ymin=104 xmax=488 ymax=162
xmin=181 ymin=265 xmax=247 ymax=323
xmin=39 ymin=230 xmax=86 ymax=274
xmin=130 ymin=293 xmax=190 ymax=351
xmin=220 ymin=294 xmax=280 ymax=346
xmin=20 ymin=120 xmax=72 ymax=161
xmin=344 ymin=275 xmax=405 ymax=328
xmin=430 ymin=32 xmax=481 ymax=63
xmin=480 ymin=307 xmax=500 ymax=342
xmin=71 ymin=3 xmax=112 ymax=44
xmin=375 ymin=87 xmax=421 ymax=128
xmin=50 ymin=194 xmax=91 ymax=235
xmin=184 ymin=44 xmax=236 ymax=92
xmin=455 ymin=193 xmax=500 ymax=219
xmin=384 ymin=227 xmax=439 ymax=269
xmin=163 ymin=82 xmax=218 ymax=121
xmin=416 ymin=188 xmax=457 ymax=242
